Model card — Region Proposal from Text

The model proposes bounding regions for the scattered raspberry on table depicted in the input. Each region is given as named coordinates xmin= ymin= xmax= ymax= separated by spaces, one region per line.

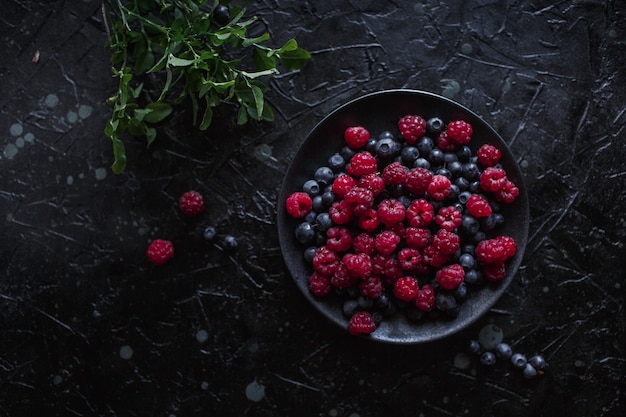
xmin=146 ymin=239 xmax=174 ymax=265
xmin=179 ymin=190 xmax=205 ymax=217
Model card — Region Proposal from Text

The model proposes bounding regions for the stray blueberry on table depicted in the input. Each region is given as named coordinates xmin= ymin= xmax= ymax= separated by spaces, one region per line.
xmin=213 ymin=5 xmax=230 ymax=25
xmin=467 ymin=339 xmax=482 ymax=355
xmin=511 ymin=353 xmax=527 ymax=369
xmin=529 ymin=355 xmax=547 ymax=370
xmin=203 ymin=226 xmax=217 ymax=241
xmin=523 ymin=363 xmax=538 ymax=379
xmin=495 ymin=342 xmax=513 ymax=360
xmin=220 ymin=235 xmax=238 ymax=251
xmin=480 ymin=351 xmax=496 ymax=366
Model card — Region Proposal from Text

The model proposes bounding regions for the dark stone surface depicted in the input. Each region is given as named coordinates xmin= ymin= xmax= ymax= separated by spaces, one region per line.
xmin=1 ymin=1 xmax=624 ymax=416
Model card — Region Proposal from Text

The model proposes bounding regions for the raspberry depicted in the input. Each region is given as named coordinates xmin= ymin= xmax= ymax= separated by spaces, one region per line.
xmin=404 ymin=227 xmax=431 ymax=249
xmin=480 ymin=167 xmax=508 ymax=193
xmin=435 ymin=206 xmax=462 ymax=232
xmin=344 ymin=126 xmax=370 ymax=149
xmin=397 ymin=247 xmax=422 ymax=271
xmin=393 ymin=276 xmax=419 ymax=302
xmin=285 ymin=191 xmax=313 ymax=218
xmin=482 ymin=262 xmax=506 ymax=282
xmin=356 ymin=208 xmax=380 ymax=232
xmin=331 ymin=263 xmax=357 ymax=288
xmin=146 ymin=239 xmax=174 ymax=265
xmin=436 ymin=131 xmax=458 ymax=152
xmin=358 ymin=173 xmax=385 ymax=196
xmin=414 ymin=284 xmax=436 ymax=312
xmin=308 ymin=272 xmax=332 ymax=297
xmin=179 ymin=190 xmax=205 ymax=217
xmin=432 ymin=229 xmax=460 ymax=255
xmin=312 ymin=246 xmax=340 ymax=275
xmin=494 ymin=179 xmax=519 ymax=204
xmin=332 ymin=174 xmax=358 ymax=198
xmin=348 ymin=311 xmax=377 ymax=336
xmin=406 ymin=198 xmax=434 ymax=228
xmin=359 ymin=275 xmax=384 ymax=298
xmin=405 ymin=167 xmax=432 ymax=196
xmin=374 ymin=230 xmax=401 ymax=256
xmin=466 ymin=193 xmax=493 ymax=218
xmin=446 ymin=120 xmax=473 ymax=144
xmin=342 ymin=253 xmax=372 ymax=279
xmin=477 ymin=144 xmax=502 ymax=167
xmin=352 ymin=232 xmax=376 ymax=255
xmin=344 ymin=186 xmax=374 ymax=214
xmin=329 ymin=200 xmax=353 ymax=224
xmin=423 ymin=245 xmax=449 ymax=268
xmin=398 ymin=114 xmax=426 ymax=144
xmin=381 ymin=254 xmax=402 ymax=284
xmin=475 ymin=238 xmax=506 ymax=264
xmin=427 ymin=174 xmax=451 ymax=201
xmin=436 ymin=264 xmax=465 ymax=290
xmin=346 ymin=152 xmax=378 ymax=177
xmin=382 ymin=161 xmax=408 ymax=185
xmin=325 ymin=226 xmax=353 ymax=252
xmin=377 ymin=198 xmax=406 ymax=227
xmin=496 ymin=235 xmax=517 ymax=259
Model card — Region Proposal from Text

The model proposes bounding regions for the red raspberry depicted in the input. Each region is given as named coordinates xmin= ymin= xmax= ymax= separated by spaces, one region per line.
xmin=344 ymin=186 xmax=374 ymax=215
xmin=347 ymin=152 xmax=378 ymax=177
xmin=432 ymin=229 xmax=460 ymax=255
xmin=382 ymin=161 xmax=408 ymax=185
xmin=312 ymin=246 xmax=340 ymax=275
xmin=344 ymin=126 xmax=370 ymax=149
xmin=477 ymin=144 xmax=502 ymax=167
xmin=356 ymin=208 xmax=380 ymax=232
xmin=285 ymin=191 xmax=313 ymax=218
xmin=146 ymin=239 xmax=174 ymax=265
xmin=332 ymin=174 xmax=358 ymax=198
xmin=406 ymin=198 xmax=434 ymax=228
xmin=352 ymin=232 xmax=376 ymax=255
xmin=427 ymin=174 xmax=451 ymax=201
xmin=325 ymin=226 xmax=353 ymax=252
xmin=359 ymin=275 xmax=384 ymax=299
xmin=179 ymin=190 xmax=205 ymax=217
xmin=329 ymin=200 xmax=353 ymax=224
xmin=496 ymin=235 xmax=517 ymax=259
xmin=404 ymin=227 xmax=431 ymax=249
xmin=436 ymin=131 xmax=458 ymax=152
xmin=375 ymin=230 xmax=401 ymax=256
xmin=405 ymin=167 xmax=432 ymax=196
xmin=436 ymin=263 xmax=465 ymax=290
xmin=466 ymin=193 xmax=493 ymax=218
xmin=358 ymin=173 xmax=385 ymax=196
xmin=398 ymin=114 xmax=426 ymax=144
xmin=446 ymin=120 xmax=473 ymax=144
xmin=397 ymin=247 xmax=422 ymax=271
xmin=331 ymin=263 xmax=357 ymax=289
xmin=387 ymin=221 xmax=406 ymax=239
xmin=494 ymin=179 xmax=519 ymax=204
xmin=480 ymin=167 xmax=508 ymax=192
xmin=393 ymin=276 xmax=419 ymax=302
xmin=381 ymin=256 xmax=402 ymax=284
xmin=414 ymin=284 xmax=436 ymax=312
xmin=348 ymin=311 xmax=377 ymax=336
xmin=475 ymin=238 xmax=506 ymax=264
xmin=483 ymin=262 xmax=506 ymax=282
xmin=342 ymin=253 xmax=372 ymax=279
xmin=371 ymin=253 xmax=387 ymax=276
xmin=308 ymin=272 xmax=332 ymax=297
xmin=377 ymin=198 xmax=406 ymax=227
xmin=435 ymin=206 xmax=462 ymax=232
xmin=423 ymin=245 xmax=449 ymax=268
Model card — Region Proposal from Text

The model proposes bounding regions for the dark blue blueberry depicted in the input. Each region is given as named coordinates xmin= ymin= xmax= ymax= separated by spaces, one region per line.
xmin=453 ymin=282 xmax=468 ymax=301
xmin=328 ymin=153 xmax=346 ymax=172
xmin=426 ymin=117 xmax=444 ymax=134
xmin=372 ymin=311 xmax=384 ymax=326
xmin=511 ymin=353 xmax=527 ymax=369
xmin=480 ymin=351 xmax=497 ymax=366
xmin=472 ymin=231 xmax=487 ymax=244
xmin=436 ymin=292 xmax=457 ymax=311
xmin=378 ymin=130 xmax=396 ymax=140
xmin=340 ymin=146 xmax=356 ymax=162
xmin=413 ymin=158 xmax=431 ymax=169
xmin=467 ymin=339 xmax=482 ymax=355
xmin=461 ymin=215 xmax=480 ymax=235
xmin=213 ymin=5 xmax=230 ymax=25
xmin=447 ymin=184 xmax=460 ymax=202
xmin=397 ymin=195 xmax=412 ymax=208
xmin=312 ymin=195 xmax=325 ymax=213
xmin=303 ymin=179 xmax=321 ymax=197
xmin=321 ymin=191 xmax=335 ymax=207
xmin=462 ymin=243 xmax=476 ymax=254
xmin=458 ymin=191 xmax=472 ymax=205
xmin=315 ymin=212 xmax=333 ymax=232
xmin=523 ymin=363 xmax=538 ymax=379
xmin=342 ymin=299 xmax=359 ymax=317
xmin=357 ymin=295 xmax=374 ymax=310
xmin=401 ymin=146 xmax=420 ymax=164
xmin=220 ymin=234 xmax=238 ymax=251
xmin=462 ymin=162 xmax=481 ymax=181
xmin=202 ymin=226 xmax=217 ymax=241
xmin=459 ymin=253 xmax=475 ymax=269
xmin=464 ymin=269 xmax=484 ymax=285
xmin=295 ymin=222 xmax=316 ymax=244
xmin=375 ymin=293 xmax=396 ymax=316
xmin=455 ymin=177 xmax=470 ymax=191
xmin=416 ymin=136 xmax=434 ymax=155
xmin=529 ymin=355 xmax=547 ymax=370
xmin=444 ymin=152 xmax=459 ymax=164
xmin=304 ymin=210 xmax=317 ymax=224
xmin=495 ymin=343 xmax=513 ymax=360
xmin=375 ymin=138 xmax=400 ymax=159
xmin=436 ymin=167 xmax=452 ymax=178
xmin=428 ymin=148 xmax=445 ymax=166
xmin=447 ymin=161 xmax=464 ymax=177
xmin=468 ymin=181 xmax=480 ymax=192
xmin=365 ymin=137 xmax=378 ymax=153
xmin=314 ymin=166 xmax=335 ymax=186
xmin=456 ymin=145 xmax=472 ymax=162
xmin=303 ymin=246 xmax=317 ymax=263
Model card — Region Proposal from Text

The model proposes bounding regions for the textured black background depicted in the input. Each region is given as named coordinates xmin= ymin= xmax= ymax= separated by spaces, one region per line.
xmin=1 ymin=1 xmax=625 ymax=416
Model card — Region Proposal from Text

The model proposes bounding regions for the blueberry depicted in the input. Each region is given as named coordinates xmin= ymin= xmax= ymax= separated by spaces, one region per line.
xmin=461 ymin=215 xmax=480 ymax=235
xmin=436 ymin=167 xmax=451 ymax=178
xmin=447 ymin=184 xmax=460 ymax=202
xmin=456 ymin=145 xmax=472 ymax=162
xmin=375 ymin=138 xmax=400 ymax=159
xmin=459 ymin=253 xmax=475 ymax=269
xmin=375 ymin=293 xmax=396 ymax=316
xmin=529 ymin=355 xmax=547 ymax=370
xmin=462 ymin=243 xmax=476 ymax=254
xmin=495 ymin=343 xmax=513 ymax=360
xmin=312 ymin=195 xmax=325 ymax=213
xmin=416 ymin=136 xmax=434 ymax=155
xmin=203 ymin=226 xmax=217 ymax=241
xmin=303 ymin=246 xmax=317 ymax=263
xmin=342 ymin=299 xmax=359 ymax=317
xmin=426 ymin=117 xmax=444 ymax=134
xmin=453 ymin=282 xmax=468 ymax=301
xmin=315 ymin=212 xmax=333 ymax=232
xmin=467 ymin=339 xmax=482 ymax=355
xmin=320 ymin=191 xmax=335 ymax=208
xmin=428 ymin=148 xmax=445 ymax=166
xmin=464 ymin=269 xmax=483 ymax=285
xmin=213 ymin=5 xmax=230 ymax=25
xmin=413 ymin=158 xmax=431 ymax=169
xmin=523 ymin=363 xmax=538 ymax=379
xmin=443 ymin=152 xmax=459 ymax=164
xmin=304 ymin=210 xmax=317 ymax=224
xmin=378 ymin=130 xmax=396 ymax=140
xmin=436 ymin=292 xmax=457 ymax=311
xmin=340 ymin=145 xmax=356 ymax=161
xmin=365 ymin=137 xmax=378 ymax=153
xmin=372 ymin=311 xmax=384 ymax=326
xmin=401 ymin=146 xmax=420 ymax=164
xmin=447 ymin=161 xmax=464 ymax=177
xmin=314 ymin=166 xmax=335 ymax=186
xmin=357 ymin=295 xmax=374 ymax=310
xmin=462 ymin=162 xmax=481 ymax=181
xmin=303 ymin=179 xmax=321 ymax=197
xmin=295 ymin=222 xmax=315 ymax=244
xmin=455 ymin=177 xmax=470 ymax=191
xmin=397 ymin=195 xmax=412 ymax=208
xmin=328 ymin=153 xmax=345 ymax=172
xmin=458 ymin=191 xmax=472 ymax=205
xmin=480 ymin=351 xmax=497 ymax=366
xmin=511 ymin=353 xmax=527 ymax=369
xmin=472 ymin=231 xmax=487 ymax=244
xmin=220 ymin=234 xmax=238 ymax=251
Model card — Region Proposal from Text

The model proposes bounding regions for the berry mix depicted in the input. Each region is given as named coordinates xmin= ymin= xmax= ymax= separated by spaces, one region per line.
xmin=285 ymin=114 xmax=520 ymax=336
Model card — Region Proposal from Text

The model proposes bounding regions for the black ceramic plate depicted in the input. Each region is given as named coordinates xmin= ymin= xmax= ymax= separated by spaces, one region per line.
xmin=277 ymin=89 xmax=529 ymax=344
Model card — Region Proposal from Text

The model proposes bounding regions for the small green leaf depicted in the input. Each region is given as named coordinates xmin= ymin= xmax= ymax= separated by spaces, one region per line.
xmin=242 ymin=32 xmax=270 ymax=47
xmin=143 ymin=102 xmax=173 ymax=123
xmin=252 ymin=47 xmax=276 ymax=71
xmin=145 ymin=127 xmax=157 ymax=147
xmin=111 ymin=135 xmax=127 ymax=174
xmin=240 ymin=68 xmax=279 ymax=79
xmin=278 ymin=38 xmax=298 ymax=52
xmin=250 ymin=84 xmax=264 ymax=120
xmin=199 ymin=103 xmax=213 ymax=130
xmin=167 ymin=54 xmax=195 ymax=67
xmin=237 ymin=105 xmax=248 ymax=125
xmin=277 ymin=47 xmax=312 ymax=70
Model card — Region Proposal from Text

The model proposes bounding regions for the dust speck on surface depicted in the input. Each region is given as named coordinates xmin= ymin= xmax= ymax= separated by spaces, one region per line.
xmin=95 ymin=167 xmax=107 ymax=180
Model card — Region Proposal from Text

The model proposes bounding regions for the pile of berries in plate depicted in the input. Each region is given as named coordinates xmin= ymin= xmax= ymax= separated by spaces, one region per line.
xmin=285 ymin=114 xmax=520 ymax=336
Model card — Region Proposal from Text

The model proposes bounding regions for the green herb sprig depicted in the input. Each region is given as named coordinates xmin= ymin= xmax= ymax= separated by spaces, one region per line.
xmin=103 ymin=0 xmax=311 ymax=173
